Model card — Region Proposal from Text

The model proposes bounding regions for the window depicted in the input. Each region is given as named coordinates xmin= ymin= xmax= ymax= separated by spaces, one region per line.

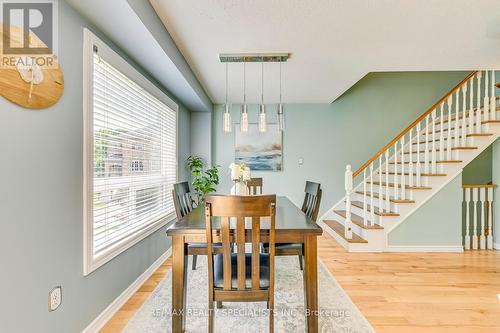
xmin=83 ymin=29 xmax=177 ymax=275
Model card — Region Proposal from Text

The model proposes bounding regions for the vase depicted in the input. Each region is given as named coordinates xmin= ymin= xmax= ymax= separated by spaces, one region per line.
xmin=230 ymin=181 xmax=248 ymax=195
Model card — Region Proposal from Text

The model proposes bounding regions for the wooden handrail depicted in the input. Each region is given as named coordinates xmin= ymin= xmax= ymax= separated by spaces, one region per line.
xmin=353 ymin=71 xmax=478 ymax=178
xmin=463 ymin=184 xmax=497 ymax=188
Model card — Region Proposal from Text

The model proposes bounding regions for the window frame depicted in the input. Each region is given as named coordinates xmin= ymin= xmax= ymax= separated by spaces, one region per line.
xmin=83 ymin=29 xmax=178 ymax=275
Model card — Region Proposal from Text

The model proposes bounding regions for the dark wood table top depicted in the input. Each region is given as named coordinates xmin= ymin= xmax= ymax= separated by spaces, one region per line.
xmin=166 ymin=196 xmax=323 ymax=236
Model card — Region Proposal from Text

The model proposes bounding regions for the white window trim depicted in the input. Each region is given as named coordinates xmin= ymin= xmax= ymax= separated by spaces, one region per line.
xmin=83 ymin=28 xmax=178 ymax=276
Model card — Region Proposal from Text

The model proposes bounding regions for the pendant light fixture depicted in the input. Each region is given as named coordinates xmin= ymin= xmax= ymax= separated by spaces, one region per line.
xmin=258 ymin=61 xmax=266 ymax=132
xmin=277 ymin=61 xmax=285 ymax=131
xmin=240 ymin=62 xmax=249 ymax=132
xmin=223 ymin=63 xmax=232 ymax=132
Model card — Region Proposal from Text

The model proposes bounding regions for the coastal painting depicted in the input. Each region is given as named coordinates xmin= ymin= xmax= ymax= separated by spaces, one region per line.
xmin=235 ymin=124 xmax=282 ymax=171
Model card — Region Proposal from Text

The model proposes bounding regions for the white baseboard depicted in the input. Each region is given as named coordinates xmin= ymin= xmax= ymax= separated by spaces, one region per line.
xmin=385 ymin=245 xmax=464 ymax=253
xmin=82 ymin=247 xmax=172 ymax=333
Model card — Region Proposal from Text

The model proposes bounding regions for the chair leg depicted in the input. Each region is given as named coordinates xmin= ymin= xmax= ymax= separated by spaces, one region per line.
xmin=298 ymin=255 xmax=303 ymax=270
xmin=208 ymin=301 xmax=214 ymax=333
xmin=192 ymin=255 xmax=198 ymax=270
xmin=268 ymin=298 xmax=274 ymax=333
xmin=216 ymin=301 xmax=223 ymax=308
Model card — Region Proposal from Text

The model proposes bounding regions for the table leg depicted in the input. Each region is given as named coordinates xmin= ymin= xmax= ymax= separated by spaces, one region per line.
xmin=303 ymin=235 xmax=318 ymax=332
xmin=172 ymin=236 xmax=188 ymax=333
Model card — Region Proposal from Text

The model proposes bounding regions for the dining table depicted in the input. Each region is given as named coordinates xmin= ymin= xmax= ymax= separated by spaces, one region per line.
xmin=166 ymin=196 xmax=323 ymax=332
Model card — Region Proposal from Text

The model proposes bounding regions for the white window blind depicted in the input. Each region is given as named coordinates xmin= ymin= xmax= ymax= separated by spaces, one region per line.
xmin=84 ymin=30 xmax=177 ymax=274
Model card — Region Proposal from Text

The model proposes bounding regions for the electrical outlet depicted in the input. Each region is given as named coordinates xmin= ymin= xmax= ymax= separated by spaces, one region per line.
xmin=49 ymin=286 xmax=62 ymax=311
xmin=298 ymin=157 xmax=304 ymax=165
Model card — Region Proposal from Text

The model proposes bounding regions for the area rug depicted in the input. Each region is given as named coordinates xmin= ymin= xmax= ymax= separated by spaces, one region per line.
xmin=122 ymin=256 xmax=375 ymax=333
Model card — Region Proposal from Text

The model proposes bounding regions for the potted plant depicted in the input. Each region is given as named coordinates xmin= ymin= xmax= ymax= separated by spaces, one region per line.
xmin=186 ymin=155 xmax=220 ymax=205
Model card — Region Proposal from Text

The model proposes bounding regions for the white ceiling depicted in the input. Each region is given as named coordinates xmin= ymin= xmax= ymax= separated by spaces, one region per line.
xmin=150 ymin=0 xmax=500 ymax=104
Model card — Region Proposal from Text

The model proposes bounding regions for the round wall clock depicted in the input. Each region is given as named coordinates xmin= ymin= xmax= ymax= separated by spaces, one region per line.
xmin=0 ymin=25 xmax=64 ymax=109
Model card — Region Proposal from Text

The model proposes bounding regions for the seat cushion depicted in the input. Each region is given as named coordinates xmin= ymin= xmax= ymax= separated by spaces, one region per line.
xmin=263 ymin=243 xmax=302 ymax=250
xmin=213 ymin=253 xmax=270 ymax=289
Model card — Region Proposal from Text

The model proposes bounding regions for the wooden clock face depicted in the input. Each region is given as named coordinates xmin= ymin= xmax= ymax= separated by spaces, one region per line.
xmin=0 ymin=24 xmax=64 ymax=109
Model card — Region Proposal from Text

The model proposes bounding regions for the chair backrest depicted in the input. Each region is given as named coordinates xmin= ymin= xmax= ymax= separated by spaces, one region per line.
xmin=172 ymin=181 xmax=193 ymax=219
xmin=301 ymin=181 xmax=322 ymax=222
xmin=205 ymin=195 xmax=276 ymax=292
xmin=246 ymin=177 xmax=263 ymax=195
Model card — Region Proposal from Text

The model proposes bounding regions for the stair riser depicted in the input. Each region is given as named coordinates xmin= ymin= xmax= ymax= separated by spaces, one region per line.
xmin=377 ymin=173 xmax=432 ymax=186
xmin=352 ymin=192 xmax=398 ymax=211
xmin=365 ymin=184 xmax=418 ymax=200
xmin=400 ymin=151 xmax=461 ymax=161
xmin=331 ymin=212 xmax=379 ymax=239
xmin=387 ymin=163 xmax=446 ymax=174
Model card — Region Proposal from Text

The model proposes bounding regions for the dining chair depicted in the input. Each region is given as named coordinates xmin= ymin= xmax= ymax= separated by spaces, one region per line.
xmin=172 ymin=181 xmax=221 ymax=270
xmin=205 ymin=194 xmax=276 ymax=333
xmin=246 ymin=177 xmax=263 ymax=195
xmin=263 ymin=181 xmax=322 ymax=270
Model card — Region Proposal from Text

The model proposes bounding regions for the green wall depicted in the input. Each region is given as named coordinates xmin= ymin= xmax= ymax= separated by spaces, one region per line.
xmin=493 ymin=138 xmax=500 ymax=249
xmin=212 ymin=71 xmax=469 ymax=215
xmin=388 ymin=175 xmax=462 ymax=246
xmin=462 ymin=146 xmax=493 ymax=185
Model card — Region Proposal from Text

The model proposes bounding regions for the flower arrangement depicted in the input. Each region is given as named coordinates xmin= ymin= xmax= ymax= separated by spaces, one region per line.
xmin=229 ymin=162 xmax=251 ymax=183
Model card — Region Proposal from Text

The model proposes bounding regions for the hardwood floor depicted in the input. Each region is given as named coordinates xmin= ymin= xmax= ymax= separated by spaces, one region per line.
xmin=100 ymin=235 xmax=500 ymax=332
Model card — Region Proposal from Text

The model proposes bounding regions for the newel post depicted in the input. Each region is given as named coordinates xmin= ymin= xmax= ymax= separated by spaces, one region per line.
xmin=345 ymin=165 xmax=353 ymax=239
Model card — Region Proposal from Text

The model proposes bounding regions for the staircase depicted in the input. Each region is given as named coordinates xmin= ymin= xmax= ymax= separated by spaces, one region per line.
xmin=319 ymin=70 xmax=500 ymax=252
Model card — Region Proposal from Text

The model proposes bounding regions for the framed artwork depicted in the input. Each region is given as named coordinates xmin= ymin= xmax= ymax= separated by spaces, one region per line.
xmin=234 ymin=123 xmax=283 ymax=171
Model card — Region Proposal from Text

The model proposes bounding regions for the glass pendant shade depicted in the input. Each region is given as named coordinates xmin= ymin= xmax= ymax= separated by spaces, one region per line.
xmin=277 ymin=103 xmax=285 ymax=131
xmin=240 ymin=104 xmax=249 ymax=132
xmin=223 ymin=103 xmax=232 ymax=132
xmin=259 ymin=104 xmax=266 ymax=132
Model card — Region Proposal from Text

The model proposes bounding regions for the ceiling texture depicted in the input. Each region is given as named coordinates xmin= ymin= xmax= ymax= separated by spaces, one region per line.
xmin=150 ymin=0 xmax=500 ymax=105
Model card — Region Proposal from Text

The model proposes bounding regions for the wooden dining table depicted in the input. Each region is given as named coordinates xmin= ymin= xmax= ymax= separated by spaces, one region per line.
xmin=166 ymin=196 xmax=323 ymax=332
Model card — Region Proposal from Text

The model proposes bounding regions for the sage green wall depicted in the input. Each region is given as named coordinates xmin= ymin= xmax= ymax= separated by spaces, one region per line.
xmin=493 ymin=138 xmax=500 ymax=249
xmin=462 ymin=146 xmax=493 ymax=184
xmin=212 ymin=71 xmax=469 ymax=215
xmin=388 ymin=175 xmax=462 ymax=246
xmin=0 ymin=2 xmax=191 ymax=332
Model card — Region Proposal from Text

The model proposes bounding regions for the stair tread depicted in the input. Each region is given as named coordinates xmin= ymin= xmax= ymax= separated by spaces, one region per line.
xmin=350 ymin=200 xmax=399 ymax=216
xmin=355 ymin=191 xmax=415 ymax=204
xmin=403 ymin=147 xmax=478 ymax=154
xmin=482 ymin=120 xmax=500 ymax=124
xmin=413 ymin=133 xmax=493 ymax=145
xmin=323 ymin=220 xmax=368 ymax=243
xmin=368 ymin=181 xmax=432 ymax=190
xmin=379 ymin=171 xmax=447 ymax=177
xmin=438 ymin=106 xmax=500 ymax=124
xmin=389 ymin=160 xmax=462 ymax=164
xmin=334 ymin=210 xmax=384 ymax=229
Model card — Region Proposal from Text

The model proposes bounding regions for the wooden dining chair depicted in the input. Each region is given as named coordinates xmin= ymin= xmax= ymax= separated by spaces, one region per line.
xmin=172 ymin=181 xmax=220 ymax=270
xmin=264 ymin=181 xmax=322 ymax=270
xmin=205 ymin=194 xmax=276 ymax=333
xmin=246 ymin=177 xmax=263 ymax=195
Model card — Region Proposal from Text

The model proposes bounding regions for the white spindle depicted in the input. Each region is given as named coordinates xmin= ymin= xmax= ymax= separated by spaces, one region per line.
xmin=439 ymin=104 xmax=445 ymax=161
xmin=464 ymin=188 xmax=471 ymax=250
xmin=378 ymin=155 xmax=383 ymax=213
xmin=476 ymin=72 xmax=482 ymax=133
xmin=454 ymin=91 xmax=460 ymax=149
xmin=369 ymin=163 xmax=375 ymax=226
xmin=400 ymin=137 xmax=406 ymax=200
xmin=484 ymin=70 xmax=490 ymax=122
xmin=469 ymin=77 xmax=475 ymax=135
xmin=472 ymin=188 xmax=479 ymax=250
xmin=487 ymin=187 xmax=494 ymax=250
xmin=491 ymin=70 xmax=496 ymax=121
xmin=344 ymin=165 xmax=353 ymax=239
xmin=394 ymin=143 xmax=399 ymax=200
xmin=424 ymin=115 xmax=430 ymax=174
xmin=446 ymin=97 xmax=452 ymax=160
xmin=363 ymin=169 xmax=367 ymax=227
xmin=431 ymin=109 xmax=437 ymax=174
xmin=416 ymin=122 xmax=421 ymax=187
xmin=461 ymin=84 xmax=468 ymax=146
xmin=385 ymin=150 xmax=390 ymax=213
xmin=408 ymin=128 xmax=414 ymax=189
xmin=480 ymin=187 xmax=486 ymax=250
xmin=385 ymin=149 xmax=391 ymax=212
